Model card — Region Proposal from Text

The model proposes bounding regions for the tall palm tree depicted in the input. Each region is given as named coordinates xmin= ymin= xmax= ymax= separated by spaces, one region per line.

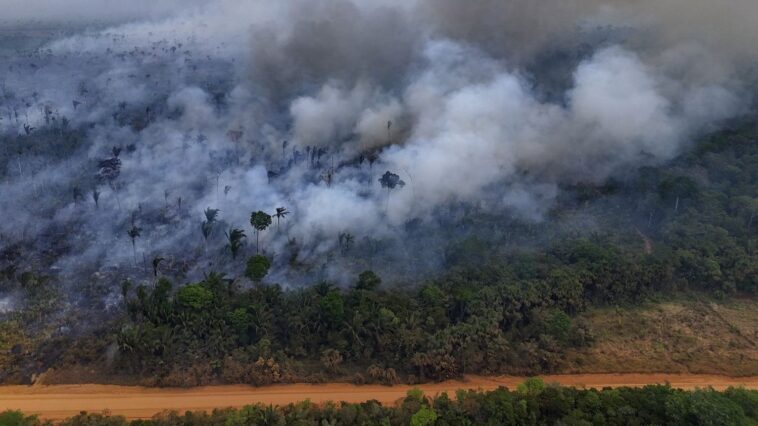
xmin=72 ymin=186 xmax=83 ymax=205
xmin=127 ymin=225 xmax=142 ymax=266
xmin=338 ymin=232 xmax=354 ymax=254
xmin=214 ymin=170 xmax=222 ymax=204
xmin=225 ymin=228 xmax=246 ymax=260
xmin=201 ymin=207 xmax=219 ymax=253
xmin=97 ymin=147 xmax=122 ymax=211
xmin=92 ymin=188 xmax=101 ymax=208
xmin=274 ymin=207 xmax=289 ymax=231
xmin=152 ymin=256 xmax=165 ymax=277
xmin=120 ymin=280 xmax=131 ymax=301
xmin=163 ymin=189 xmax=170 ymax=210
xmin=250 ymin=211 xmax=272 ymax=253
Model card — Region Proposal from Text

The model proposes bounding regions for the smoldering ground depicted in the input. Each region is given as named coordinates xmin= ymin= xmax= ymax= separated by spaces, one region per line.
xmin=0 ymin=0 xmax=755 ymax=306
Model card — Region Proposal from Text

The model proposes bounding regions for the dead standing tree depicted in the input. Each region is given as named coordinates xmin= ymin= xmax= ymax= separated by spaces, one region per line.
xmin=97 ymin=146 xmax=123 ymax=211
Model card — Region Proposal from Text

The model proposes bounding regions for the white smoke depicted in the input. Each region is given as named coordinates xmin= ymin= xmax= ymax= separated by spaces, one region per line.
xmin=0 ymin=0 xmax=753 ymax=288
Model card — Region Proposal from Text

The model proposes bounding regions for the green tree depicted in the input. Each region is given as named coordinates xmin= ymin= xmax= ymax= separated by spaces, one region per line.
xmin=250 ymin=211 xmax=272 ymax=253
xmin=411 ymin=406 xmax=437 ymax=426
xmin=517 ymin=377 xmax=546 ymax=397
xmin=356 ymin=270 xmax=381 ymax=291
xmin=665 ymin=389 xmax=747 ymax=426
xmin=176 ymin=284 xmax=214 ymax=310
xmin=0 ymin=410 xmax=39 ymax=426
xmin=320 ymin=291 xmax=345 ymax=327
xmin=245 ymin=255 xmax=271 ymax=282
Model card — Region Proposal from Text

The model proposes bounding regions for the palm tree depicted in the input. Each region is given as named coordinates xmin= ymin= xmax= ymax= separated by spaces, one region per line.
xmin=72 ymin=186 xmax=83 ymax=205
xmin=214 ymin=170 xmax=222 ymax=204
xmin=274 ymin=207 xmax=289 ymax=231
xmin=127 ymin=225 xmax=142 ymax=266
xmin=92 ymin=188 xmax=101 ymax=208
xmin=120 ymin=280 xmax=132 ymax=301
xmin=152 ymin=256 xmax=165 ymax=277
xmin=201 ymin=208 xmax=219 ymax=253
xmin=14 ymin=150 xmax=23 ymax=179
xmin=250 ymin=211 xmax=272 ymax=253
xmin=338 ymin=232 xmax=354 ymax=254
xmin=97 ymin=147 xmax=122 ymax=211
xmin=225 ymin=228 xmax=246 ymax=260
xmin=202 ymin=207 xmax=219 ymax=230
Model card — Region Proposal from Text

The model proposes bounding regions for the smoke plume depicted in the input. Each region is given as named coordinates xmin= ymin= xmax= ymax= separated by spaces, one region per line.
xmin=0 ymin=0 xmax=754 ymax=296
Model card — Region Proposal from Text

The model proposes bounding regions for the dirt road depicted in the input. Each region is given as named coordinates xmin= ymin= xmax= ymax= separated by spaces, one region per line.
xmin=1 ymin=374 xmax=756 ymax=421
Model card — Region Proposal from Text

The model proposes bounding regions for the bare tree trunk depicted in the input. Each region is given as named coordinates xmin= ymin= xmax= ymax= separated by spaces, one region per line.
xmin=111 ymin=183 xmax=122 ymax=211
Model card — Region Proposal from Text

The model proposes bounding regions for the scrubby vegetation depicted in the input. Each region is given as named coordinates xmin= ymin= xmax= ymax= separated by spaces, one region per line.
xmin=564 ymin=298 xmax=758 ymax=376
xmin=2 ymin=381 xmax=757 ymax=425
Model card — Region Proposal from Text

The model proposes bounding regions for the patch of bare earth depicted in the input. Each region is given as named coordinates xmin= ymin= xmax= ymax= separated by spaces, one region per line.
xmin=564 ymin=297 xmax=758 ymax=376
xmin=1 ymin=374 xmax=756 ymax=421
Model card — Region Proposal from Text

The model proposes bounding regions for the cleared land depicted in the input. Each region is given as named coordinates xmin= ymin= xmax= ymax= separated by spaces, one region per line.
xmin=1 ymin=374 xmax=756 ymax=421
xmin=564 ymin=298 xmax=758 ymax=376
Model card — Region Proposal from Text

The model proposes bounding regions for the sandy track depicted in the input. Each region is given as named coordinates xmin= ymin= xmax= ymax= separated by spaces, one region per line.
xmin=0 ymin=374 xmax=756 ymax=421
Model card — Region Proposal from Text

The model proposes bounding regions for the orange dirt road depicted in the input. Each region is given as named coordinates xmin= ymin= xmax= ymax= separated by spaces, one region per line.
xmin=0 ymin=374 xmax=756 ymax=421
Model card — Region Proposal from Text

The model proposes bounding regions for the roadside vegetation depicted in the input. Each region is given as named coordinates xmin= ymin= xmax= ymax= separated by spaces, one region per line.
xmin=2 ymin=380 xmax=757 ymax=425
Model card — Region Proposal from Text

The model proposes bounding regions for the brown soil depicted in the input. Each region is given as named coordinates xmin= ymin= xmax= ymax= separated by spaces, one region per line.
xmin=1 ymin=373 xmax=756 ymax=421
xmin=564 ymin=298 xmax=758 ymax=376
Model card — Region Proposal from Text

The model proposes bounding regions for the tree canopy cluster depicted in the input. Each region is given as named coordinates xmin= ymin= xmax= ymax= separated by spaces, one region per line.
xmin=2 ymin=381 xmax=757 ymax=425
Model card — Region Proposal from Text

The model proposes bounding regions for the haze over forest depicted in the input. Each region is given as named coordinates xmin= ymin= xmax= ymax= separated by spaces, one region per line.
xmin=1 ymin=0 xmax=756 ymax=303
